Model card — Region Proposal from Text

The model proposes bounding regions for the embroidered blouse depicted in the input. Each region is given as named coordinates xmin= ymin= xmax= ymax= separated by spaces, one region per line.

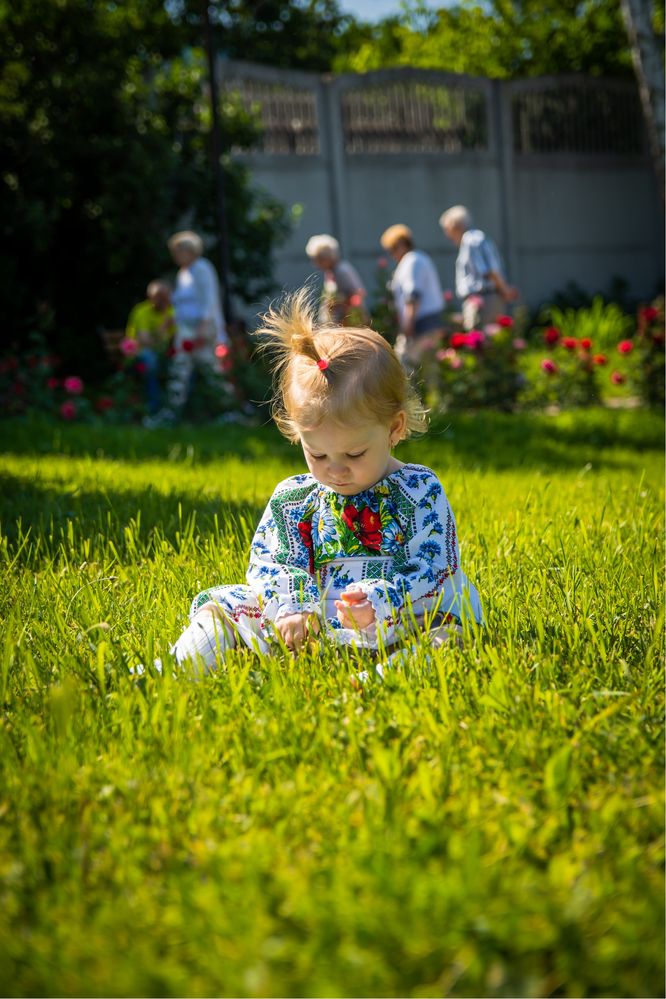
xmin=246 ymin=463 xmax=482 ymax=649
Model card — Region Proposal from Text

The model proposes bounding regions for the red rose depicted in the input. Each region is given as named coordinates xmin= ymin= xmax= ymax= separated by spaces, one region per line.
xmin=562 ymin=337 xmax=578 ymax=351
xmin=592 ymin=354 xmax=607 ymax=365
xmin=60 ymin=400 xmax=77 ymax=420
xmin=641 ymin=306 xmax=659 ymax=323
xmin=580 ymin=338 xmax=592 ymax=350
xmin=450 ymin=332 xmax=468 ymax=348
xmin=497 ymin=315 xmax=513 ymax=328
xmin=544 ymin=326 xmax=560 ymax=345
xmin=181 ymin=339 xmax=195 ymax=352
xmin=611 ymin=371 xmax=626 ymax=385
xmin=617 ymin=340 xmax=633 ymax=354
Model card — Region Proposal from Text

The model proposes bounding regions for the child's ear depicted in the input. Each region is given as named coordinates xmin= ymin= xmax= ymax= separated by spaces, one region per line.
xmin=390 ymin=410 xmax=407 ymax=443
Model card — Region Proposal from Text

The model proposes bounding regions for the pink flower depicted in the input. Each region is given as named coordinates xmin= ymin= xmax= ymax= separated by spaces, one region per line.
xmin=497 ymin=315 xmax=513 ymax=328
xmin=349 ymin=293 xmax=364 ymax=308
xmin=215 ymin=343 xmax=230 ymax=358
xmin=438 ymin=348 xmax=463 ymax=369
xmin=541 ymin=358 xmax=558 ymax=375
xmin=64 ymin=375 xmax=84 ymax=395
xmin=435 ymin=349 xmax=449 ymax=362
xmin=377 ymin=257 xmax=388 ymax=269
xmin=484 ymin=323 xmax=501 ymax=337
xmin=562 ymin=337 xmax=578 ymax=351
xmin=544 ymin=326 xmax=560 ymax=345
xmin=467 ymin=294 xmax=484 ymax=309
xmin=443 ymin=290 xmax=454 ymax=303
xmin=617 ymin=340 xmax=633 ymax=354
xmin=466 ymin=330 xmax=485 ymax=349
xmin=60 ymin=400 xmax=77 ymax=420
xmin=512 ymin=338 xmax=527 ymax=350
xmin=611 ymin=371 xmax=626 ymax=385
xmin=119 ymin=337 xmax=139 ymax=356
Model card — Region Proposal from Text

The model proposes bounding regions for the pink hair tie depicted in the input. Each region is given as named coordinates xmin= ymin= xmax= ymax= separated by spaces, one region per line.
xmin=317 ymin=357 xmax=330 ymax=371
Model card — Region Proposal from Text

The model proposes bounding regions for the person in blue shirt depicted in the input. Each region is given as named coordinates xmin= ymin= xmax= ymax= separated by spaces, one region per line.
xmin=440 ymin=205 xmax=518 ymax=330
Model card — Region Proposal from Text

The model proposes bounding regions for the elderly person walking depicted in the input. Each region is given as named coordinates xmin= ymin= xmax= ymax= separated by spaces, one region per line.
xmin=439 ymin=205 xmax=518 ymax=331
xmin=305 ymin=234 xmax=367 ymax=326
xmin=148 ymin=230 xmax=230 ymax=426
xmin=379 ymin=223 xmax=444 ymax=370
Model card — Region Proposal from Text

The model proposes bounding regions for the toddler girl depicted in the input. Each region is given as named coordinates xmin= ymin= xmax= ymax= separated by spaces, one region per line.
xmin=170 ymin=291 xmax=482 ymax=672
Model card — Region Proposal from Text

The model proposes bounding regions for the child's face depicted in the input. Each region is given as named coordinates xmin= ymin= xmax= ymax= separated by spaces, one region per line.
xmin=299 ymin=414 xmax=406 ymax=495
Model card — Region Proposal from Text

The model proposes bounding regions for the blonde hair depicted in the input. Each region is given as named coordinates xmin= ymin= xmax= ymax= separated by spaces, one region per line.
xmin=258 ymin=289 xmax=428 ymax=443
xmin=380 ymin=223 xmax=414 ymax=251
xmin=167 ymin=230 xmax=203 ymax=257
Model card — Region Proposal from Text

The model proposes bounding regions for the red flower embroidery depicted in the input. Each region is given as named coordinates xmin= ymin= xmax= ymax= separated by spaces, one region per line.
xmin=343 ymin=504 xmax=382 ymax=550
xmin=297 ymin=520 xmax=314 ymax=574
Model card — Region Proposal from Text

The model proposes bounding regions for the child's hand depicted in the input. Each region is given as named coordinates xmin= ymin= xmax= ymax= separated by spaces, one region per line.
xmin=335 ymin=585 xmax=376 ymax=630
xmin=275 ymin=612 xmax=319 ymax=652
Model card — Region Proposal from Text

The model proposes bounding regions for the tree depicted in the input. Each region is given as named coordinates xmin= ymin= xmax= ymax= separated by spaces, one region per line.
xmin=620 ymin=0 xmax=665 ymax=192
xmin=0 ymin=0 xmax=293 ymax=371
xmin=334 ymin=0 xmax=635 ymax=78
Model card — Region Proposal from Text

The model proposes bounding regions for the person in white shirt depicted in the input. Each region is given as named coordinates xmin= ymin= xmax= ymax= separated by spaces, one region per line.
xmin=439 ymin=205 xmax=518 ymax=330
xmin=380 ymin=224 xmax=444 ymax=371
xmin=146 ymin=230 xmax=230 ymax=426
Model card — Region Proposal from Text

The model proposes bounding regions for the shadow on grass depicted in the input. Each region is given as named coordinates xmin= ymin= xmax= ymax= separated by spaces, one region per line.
xmin=0 ymin=408 xmax=663 ymax=478
xmin=0 ymin=474 xmax=266 ymax=562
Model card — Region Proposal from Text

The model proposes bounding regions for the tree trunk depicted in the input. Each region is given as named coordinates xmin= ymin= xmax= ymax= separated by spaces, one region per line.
xmin=620 ymin=0 xmax=665 ymax=198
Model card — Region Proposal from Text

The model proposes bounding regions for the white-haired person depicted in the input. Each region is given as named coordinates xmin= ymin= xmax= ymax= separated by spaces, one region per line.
xmin=147 ymin=231 xmax=230 ymax=426
xmin=379 ymin=224 xmax=444 ymax=370
xmin=439 ymin=206 xmax=518 ymax=330
xmin=305 ymin=234 xmax=367 ymax=327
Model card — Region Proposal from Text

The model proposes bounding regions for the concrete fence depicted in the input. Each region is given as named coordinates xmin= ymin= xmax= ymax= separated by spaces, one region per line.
xmin=218 ymin=61 xmax=664 ymax=313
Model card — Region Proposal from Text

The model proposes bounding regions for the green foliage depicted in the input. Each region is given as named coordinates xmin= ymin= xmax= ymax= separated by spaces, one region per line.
xmin=0 ymin=410 xmax=663 ymax=997
xmin=335 ymin=0 xmax=634 ymax=78
xmin=0 ymin=0 xmax=293 ymax=374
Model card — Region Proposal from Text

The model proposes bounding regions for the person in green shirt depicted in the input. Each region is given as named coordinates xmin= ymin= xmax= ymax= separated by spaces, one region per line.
xmin=125 ymin=281 xmax=175 ymax=416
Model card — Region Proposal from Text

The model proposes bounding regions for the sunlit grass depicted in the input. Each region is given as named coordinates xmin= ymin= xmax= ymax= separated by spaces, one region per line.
xmin=0 ymin=409 xmax=663 ymax=998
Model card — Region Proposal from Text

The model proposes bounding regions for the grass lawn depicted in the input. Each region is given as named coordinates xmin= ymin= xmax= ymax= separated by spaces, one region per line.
xmin=0 ymin=408 xmax=663 ymax=998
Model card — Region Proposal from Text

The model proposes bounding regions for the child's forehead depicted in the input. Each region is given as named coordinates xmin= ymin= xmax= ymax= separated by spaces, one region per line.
xmin=300 ymin=419 xmax=383 ymax=446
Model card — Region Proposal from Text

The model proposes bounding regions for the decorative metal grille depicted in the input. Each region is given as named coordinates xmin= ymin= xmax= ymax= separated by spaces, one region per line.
xmin=512 ymin=83 xmax=644 ymax=155
xmin=341 ymin=81 xmax=488 ymax=154
xmin=221 ymin=77 xmax=320 ymax=155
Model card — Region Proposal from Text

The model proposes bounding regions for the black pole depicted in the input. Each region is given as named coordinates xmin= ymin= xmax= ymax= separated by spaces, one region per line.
xmin=202 ymin=0 xmax=233 ymax=323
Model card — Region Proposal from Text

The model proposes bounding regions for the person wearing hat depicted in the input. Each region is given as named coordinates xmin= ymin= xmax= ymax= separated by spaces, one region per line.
xmin=379 ymin=224 xmax=444 ymax=369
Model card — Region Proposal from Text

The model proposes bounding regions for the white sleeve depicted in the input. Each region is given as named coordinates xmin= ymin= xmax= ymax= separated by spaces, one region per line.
xmin=246 ymin=481 xmax=322 ymax=633
xmin=352 ymin=473 xmax=481 ymax=644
